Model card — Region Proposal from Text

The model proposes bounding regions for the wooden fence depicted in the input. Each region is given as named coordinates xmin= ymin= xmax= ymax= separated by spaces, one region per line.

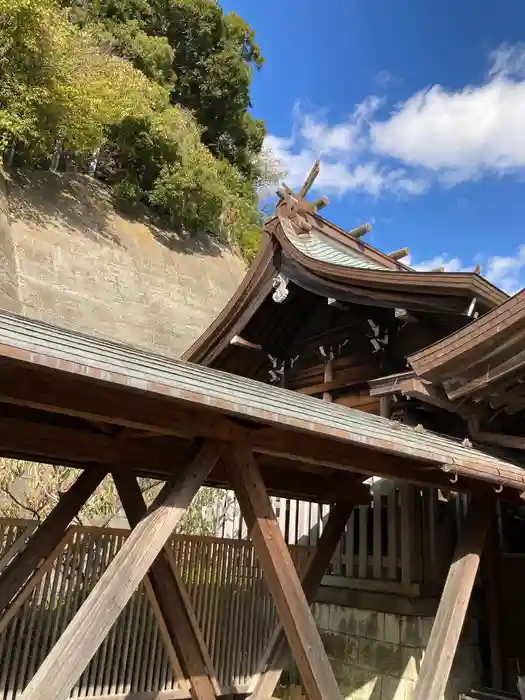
xmin=211 ymin=482 xmax=458 ymax=591
xmin=0 ymin=521 xmax=310 ymax=699
xmin=0 ymin=485 xmax=462 ymax=699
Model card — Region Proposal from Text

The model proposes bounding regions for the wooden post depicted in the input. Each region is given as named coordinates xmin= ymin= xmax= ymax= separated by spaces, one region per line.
xmin=19 ymin=440 xmax=224 ymax=700
xmin=322 ymin=355 xmax=333 ymax=403
xmin=113 ymin=471 xmax=220 ymax=700
xmin=0 ymin=466 xmax=107 ymax=618
xmin=249 ymin=500 xmax=357 ymax=699
xmin=481 ymin=505 xmax=502 ymax=689
xmin=228 ymin=445 xmax=342 ymax=700
xmin=413 ymin=494 xmax=492 ymax=700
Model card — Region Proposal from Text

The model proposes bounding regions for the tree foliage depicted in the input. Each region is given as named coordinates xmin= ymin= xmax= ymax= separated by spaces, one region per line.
xmin=0 ymin=0 xmax=277 ymax=260
xmin=0 ymin=0 xmax=165 ymax=157
xmin=0 ymin=457 xmax=223 ymax=534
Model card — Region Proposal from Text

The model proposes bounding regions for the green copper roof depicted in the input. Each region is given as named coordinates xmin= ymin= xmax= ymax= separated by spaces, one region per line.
xmin=280 ymin=217 xmax=387 ymax=271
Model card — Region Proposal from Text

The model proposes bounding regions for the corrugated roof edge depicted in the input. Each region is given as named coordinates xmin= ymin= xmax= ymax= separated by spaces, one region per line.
xmin=0 ymin=309 xmax=524 ymax=491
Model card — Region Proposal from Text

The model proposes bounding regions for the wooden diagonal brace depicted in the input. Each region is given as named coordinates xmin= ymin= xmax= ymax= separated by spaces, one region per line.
xmin=249 ymin=500 xmax=357 ymax=699
xmin=114 ymin=470 xmax=220 ymax=700
xmin=228 ymin=445 xmax=342 ymax=700
xmin=0 ymin=465 xmax=107 ymax=618
xmin=19 ymin=440 xmax=224 ymax=700
xmin=413 ymin=494 xmax=492 ymax=700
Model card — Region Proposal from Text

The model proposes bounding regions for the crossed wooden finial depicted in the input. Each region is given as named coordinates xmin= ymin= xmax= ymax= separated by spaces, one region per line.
xmin=275 ymin=161 xmax=372 ymax=240
xmin=275 ymin=160 xmax=328 ymax=232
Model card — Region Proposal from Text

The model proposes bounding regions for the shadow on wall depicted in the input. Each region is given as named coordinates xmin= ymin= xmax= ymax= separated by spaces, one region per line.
xmin=7 ymin=169 xmax=225 ymax=258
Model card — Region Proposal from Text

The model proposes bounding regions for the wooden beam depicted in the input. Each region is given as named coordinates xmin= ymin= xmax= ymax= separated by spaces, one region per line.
xmin=227 ymin=445 xmax=342 ymax=700
xmin=19 ymin=440 xmax=224 ymax=700
xmin=0 ymin=466 xmax=107 ymax=617
xmin=249 ymin=501 xmax=357 ymax=699
xmin=0 ymin=413 xmax=498 ymax=495
xmin=348 ymin=223 xmax=371 ymax=238
xmin=447 ymin=347 xmax=525 ymax=401
xmin=299 ymin=159 xmax=320 ymax=198
xmin=0 ymin=364 xmax=248 ymax=442
xmin=413 ymin=494 xmax=492 ymax=700
xmin=480 ymin=507 xmax=503 ymax=689
xmin=113 ymin=471 xmax=219 ymax=699
xmin=322 ymin=356 xmax=333 ymax=403
xmin=388 ymin=247 xmax=410 ymax=261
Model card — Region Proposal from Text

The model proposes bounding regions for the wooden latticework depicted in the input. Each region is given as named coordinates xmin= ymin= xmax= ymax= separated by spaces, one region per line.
xmin=0 ymin=522 xmax=310 ymax=699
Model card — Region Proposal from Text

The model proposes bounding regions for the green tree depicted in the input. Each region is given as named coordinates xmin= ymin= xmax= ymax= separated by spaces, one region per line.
xmin=0 ymin=0 xmax=166 ymax=160
xmin=162 ymin=0 xmax=265 ymax=177
xmin=69 ymin=0 xmax=266 ymax=178
xmin=0 ymin=457 xmax=223 ymax=534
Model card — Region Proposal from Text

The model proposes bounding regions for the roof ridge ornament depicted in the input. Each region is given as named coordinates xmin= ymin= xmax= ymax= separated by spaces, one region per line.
xmin=275 ymin=160 xmax=326 ymax=233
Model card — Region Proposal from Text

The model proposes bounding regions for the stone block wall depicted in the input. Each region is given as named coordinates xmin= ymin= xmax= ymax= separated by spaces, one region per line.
xmin=280 ymin=602 xmax=481 ymax=700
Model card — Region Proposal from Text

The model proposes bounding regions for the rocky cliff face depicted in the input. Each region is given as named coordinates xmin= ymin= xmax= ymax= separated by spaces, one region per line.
xmin=0 ymin=170 xmax=245 ymax=357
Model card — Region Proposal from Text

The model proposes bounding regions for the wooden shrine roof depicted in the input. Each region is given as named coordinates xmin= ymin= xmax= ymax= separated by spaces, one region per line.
xmin=406 ymin=287 xmax=525 ymax=410
xmin=184 ymin=214 xmax=507 ymax=370
xmin=0 ymin=309 xmax=524 ymax=497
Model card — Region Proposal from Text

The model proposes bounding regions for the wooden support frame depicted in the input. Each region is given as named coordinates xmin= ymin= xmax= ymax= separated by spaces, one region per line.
xmin=249 ymin=500 xmax=357 ymax=699
xmin=480 ymin=503 xmax=503 ymax=690
xmin=0 ymin=465 xmax=107 ymax=618
xmin=228 ymin=445 xmax=342 ymax=700
xmin=113 ymin=471 xmax=220 ymax=700
xmin=19 ymin=440 xmax=224 ymax=700
xmin=0 ymin=528 xmax=73 ymax=635
xmin=413 ymin=494 xmax=492 ymax=700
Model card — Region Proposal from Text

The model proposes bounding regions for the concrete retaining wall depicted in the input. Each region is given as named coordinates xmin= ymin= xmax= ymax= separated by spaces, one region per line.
xmin=3 ymin=170 xmax=245 ymax=356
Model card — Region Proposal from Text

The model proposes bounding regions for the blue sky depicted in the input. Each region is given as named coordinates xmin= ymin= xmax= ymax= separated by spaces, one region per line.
xmin=221 ymin=0 xmax=525 ymax=293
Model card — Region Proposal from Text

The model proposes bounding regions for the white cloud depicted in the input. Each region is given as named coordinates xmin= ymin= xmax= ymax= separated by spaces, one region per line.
xmin=488 ymin=43 xmax=525 ymax=80
xmin=411 ymin=255 xmax=468 ymax=273
xmin=408 ymin=247 xmax=525 ymax=295
xmin=370 ymin=45 xmax=525 ymax=182
xmin=264 ymin=100 xmax=425 ymax=198
xmin=484 ymin=245 xmax=525 ymax=293
xmin=376 ymin=70 xmax=396 ymax=88
xmin=265 ymin=43 xmax=525 ymax=198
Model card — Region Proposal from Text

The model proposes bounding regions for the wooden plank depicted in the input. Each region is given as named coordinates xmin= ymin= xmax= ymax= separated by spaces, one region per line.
xmin=344 ymin=510 xmax=355 ymax=578
xmin=413 ymin=494 xmax=492 ymax=700
xmin=19 ymin=440 xmax=224 ymax=700
xmin=114 ymin=472 xmax=216 ymax=699
xmin=322 ymin=356 xmax=333 ymax=403
xmin=400 ymin=485 xmax=413 ymax=585
xmin=387 ymin=487 xmax=397 ymax=581
xmin=480 ymin=507 xmax=503 ymax=690
xmin=0 ymin=522 xmax=38 ymax=575
xmin=0 ymin=529 xmax=73 ymax=635
xmin=358 ymin=506 xmax=368 ymax=578
xmin=227 ymin=445 xmax=342 ymax=700
xmin=0 ymin=466 xmax=107 ymax=617
xmin=372 ymin=485 xmax=382 ymax=579
xmin=249 ymin=501 xmax=356 ymax=699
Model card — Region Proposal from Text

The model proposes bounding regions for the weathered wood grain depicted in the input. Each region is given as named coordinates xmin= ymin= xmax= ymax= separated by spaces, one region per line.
xmin=19 ymin=440 xmax=224 ymax=700
xmin=0 ymin=466 xmax=107 ymax=618
xmin=249 ymin=501 xmax=356 ymax=699
xmin=228 ymin=445 xmax=342 ymax=700
xmin=413 ymin=494 xmax=491 ymax=700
